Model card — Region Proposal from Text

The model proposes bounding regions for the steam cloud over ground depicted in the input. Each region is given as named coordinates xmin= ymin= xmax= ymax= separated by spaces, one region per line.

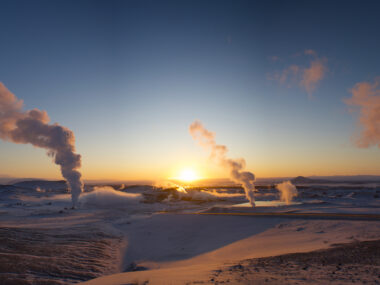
xmin=0 ymin=83 xmax=83 ymax=206
xmin=80 ymin=186 xmax=142 ymax=208
xmin=189 ymin=120 xmax=256 ymax=206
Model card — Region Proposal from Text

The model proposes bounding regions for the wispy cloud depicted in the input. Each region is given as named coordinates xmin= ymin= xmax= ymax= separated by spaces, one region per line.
xmin=304 ymin=49 xmax=317 ymax=56
xmin=268 ymin=55 xmax=280 ymax=62
xmin=269 ymin=50 xmax=327 ymax=97
xmin=279 ymin=65 xmax=300 ymax=85
xmin=300 ymin=57 xmax=327 ymax=95
xmin=344 ymin=77 xmax=380 ymax=148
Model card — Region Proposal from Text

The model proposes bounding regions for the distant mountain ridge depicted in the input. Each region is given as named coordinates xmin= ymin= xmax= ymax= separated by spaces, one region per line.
xmin=12 ymin=180 xmax=68 ymax=190
xmin=291 ymin=175 xmax=380 ymax=184
xmin=308 ymin=175 xmax=380 ymax=182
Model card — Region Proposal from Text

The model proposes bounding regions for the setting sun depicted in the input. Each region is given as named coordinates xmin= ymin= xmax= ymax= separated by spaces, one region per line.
xmin=177 ymin=168 xmax=199 ymax=182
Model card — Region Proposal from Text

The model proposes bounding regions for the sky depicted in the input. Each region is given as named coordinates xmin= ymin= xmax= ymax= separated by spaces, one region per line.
xmin=0 ymin=0 xmax=379 ymax=181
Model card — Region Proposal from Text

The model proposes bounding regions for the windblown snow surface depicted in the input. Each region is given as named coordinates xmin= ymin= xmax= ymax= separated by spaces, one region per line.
xmin=0 ymin=179 xmax=380 ymax=284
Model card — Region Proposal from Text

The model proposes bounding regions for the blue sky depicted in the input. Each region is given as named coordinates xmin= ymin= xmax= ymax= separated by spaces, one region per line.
xmin=0 ymin=0 xmax=379 ymax=180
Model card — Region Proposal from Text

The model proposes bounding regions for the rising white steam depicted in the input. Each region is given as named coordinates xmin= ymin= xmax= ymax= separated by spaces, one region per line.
xmin=177 ymin=189 xmax=242 ymax=201
xmin=189 ymin=120 xmax=256 ymax=206
xmin=155 ymin=179 xmax=243 ymax=202
xmin=0 ymin=83 xmax=83 ymax=206
xmin=276 ymin=181 xmax=298 ymax=204
xmin=153 ymin=180 xmax=181 ymax=189
xmin=80 ymin=186 xmax=142 ymax=208
xmin=174 ymin=188 xmax=219 ymax=201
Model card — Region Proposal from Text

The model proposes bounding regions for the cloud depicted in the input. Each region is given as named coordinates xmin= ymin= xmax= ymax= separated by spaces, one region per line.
xmin=269 ymin=55 xmax=280 ymax=62
xmin=269 ymin=50 xmax=327 ymax=97
xmin=344 ymin=78 xmax=380 ymax=148
xmin=300 ymin=58 xmax=327 ymax=95
xmin=304 ymin=49 xmax=317 ymax=56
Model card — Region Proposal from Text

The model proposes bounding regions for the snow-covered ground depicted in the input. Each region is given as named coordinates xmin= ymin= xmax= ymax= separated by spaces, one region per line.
xmin=0 ymin=179 xmax=380 ymax=284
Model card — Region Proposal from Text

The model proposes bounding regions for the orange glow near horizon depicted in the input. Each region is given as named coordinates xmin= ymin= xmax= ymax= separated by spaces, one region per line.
xmin=2 ymin=145 xmax=380 ymax=182
xmin=174 ymin=168 xmax=200 ymax=182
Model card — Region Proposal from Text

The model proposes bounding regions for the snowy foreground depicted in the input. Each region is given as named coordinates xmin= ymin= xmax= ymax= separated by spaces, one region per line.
xmin=0 ymin=179 xmax=380 ymax=284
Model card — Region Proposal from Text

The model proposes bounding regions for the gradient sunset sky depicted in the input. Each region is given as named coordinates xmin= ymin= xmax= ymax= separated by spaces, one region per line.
xmin=0 ymin=0 xmax=379 ymax=181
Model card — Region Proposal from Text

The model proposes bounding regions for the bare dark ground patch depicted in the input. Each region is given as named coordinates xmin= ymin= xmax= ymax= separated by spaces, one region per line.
xmin=0 ymin=226 xmax=123 ymax=284
xmin=206 ymin=239 xmax=380 ymax=284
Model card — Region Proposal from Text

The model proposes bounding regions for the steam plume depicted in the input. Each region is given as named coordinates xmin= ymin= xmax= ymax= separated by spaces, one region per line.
xmin=80 ymin=186 xmax=141 ymax=208
xmin=0 ymin=83 xmax=83 ymax=206
xmin=276 ymin=181 xmax=298 ymax=205
xmin=189 ymin=120 xmax=256 ymax=206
